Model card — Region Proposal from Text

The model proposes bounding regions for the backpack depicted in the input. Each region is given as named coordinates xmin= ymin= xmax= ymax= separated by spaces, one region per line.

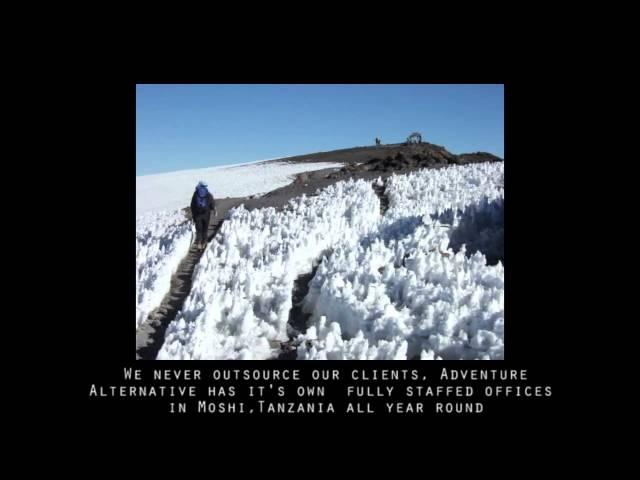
xmin=195 ymin=186 xmax=209 ymax=210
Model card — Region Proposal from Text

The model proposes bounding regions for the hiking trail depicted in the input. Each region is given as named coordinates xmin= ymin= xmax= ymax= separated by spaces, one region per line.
xmin=275 ymin=263 xmax=322 ymax=360
xmin=135 ymin=215 xmax=225 ymax=360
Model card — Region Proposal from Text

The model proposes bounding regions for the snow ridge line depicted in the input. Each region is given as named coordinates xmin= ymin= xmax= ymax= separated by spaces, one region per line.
xmin=135 ymin=217 xmax=225 ymax=360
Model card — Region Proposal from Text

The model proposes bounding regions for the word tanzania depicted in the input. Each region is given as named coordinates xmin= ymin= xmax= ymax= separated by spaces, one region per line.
xmin=121 ymin=368 xmax=529 ymax=382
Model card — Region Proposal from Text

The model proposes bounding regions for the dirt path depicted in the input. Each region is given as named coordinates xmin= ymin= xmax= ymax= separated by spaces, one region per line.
xmin=274 ymin=264 xmax=321 ymax=360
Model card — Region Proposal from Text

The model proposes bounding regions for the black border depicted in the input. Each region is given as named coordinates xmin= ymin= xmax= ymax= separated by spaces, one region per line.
xmin=70 ymin=80 xmax=567 ymax=427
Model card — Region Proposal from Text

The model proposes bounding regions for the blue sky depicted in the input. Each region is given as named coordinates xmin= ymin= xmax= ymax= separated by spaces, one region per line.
xmin=136 ymin=84 xmax=504 ymax=176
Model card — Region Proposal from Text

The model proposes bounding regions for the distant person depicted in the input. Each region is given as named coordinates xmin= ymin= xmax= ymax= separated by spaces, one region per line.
xmin=190 ymin=181 xmax=217 ymax=251
xmin=375 ymin=137 xmax=381 ymax=146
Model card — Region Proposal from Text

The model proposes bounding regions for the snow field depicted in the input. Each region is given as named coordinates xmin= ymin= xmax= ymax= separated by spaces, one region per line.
xmin=150 ymin=161 xmax=504 ymax=360
xmin=136 ymin=161 xmax=339 ymax=216
xmin=157 ymin=179 xmax=381 ymax=359
xmin=297 ymin=162 xmax=504 ymax=359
